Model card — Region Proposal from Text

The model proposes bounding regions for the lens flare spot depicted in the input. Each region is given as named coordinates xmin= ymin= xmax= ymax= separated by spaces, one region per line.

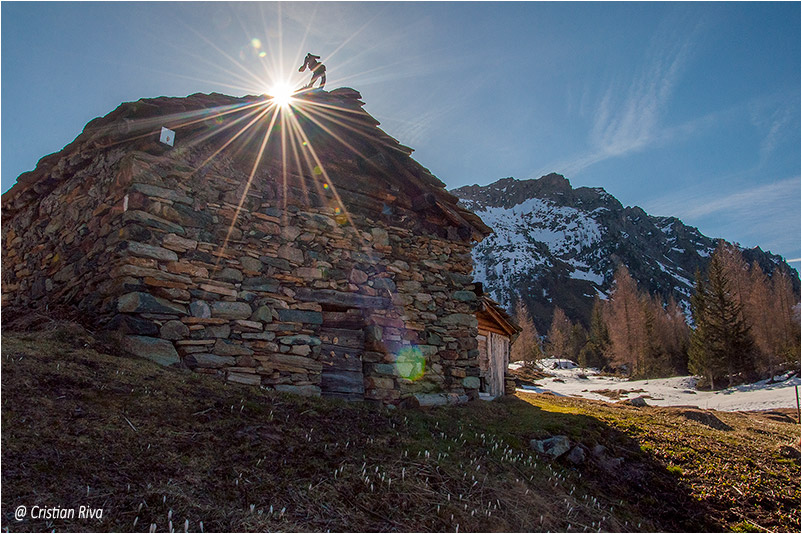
xmin=251 ymin=38 xmax=262 ymax=49
xmin=258 ymin=51 xmax=267 ymax=58
xmin=396 ymin=346 xmax=425 ymax=381
xmin=313 ymin=165 xmax=323 ymax=176
xmin=334 ymin=206 xmax=341 ymax=214
xmin=323 ymin=183 xmax=329 ymax=189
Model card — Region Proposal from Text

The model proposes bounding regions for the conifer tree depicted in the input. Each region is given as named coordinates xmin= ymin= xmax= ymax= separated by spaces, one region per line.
xmin=569 ymin=324 xmax=589 ymax=368
xmin=510 ymin=298 xmax=542 ymax=362
xmin=689 ymin=251 xmax=755 ymax=388
xmin=689 ymin=270 xmax=718 ymax=388
xmin=664 ymin=296 xmax=690 ymax=374
xmin=581 ymin=296 xmax=610 ymax=369
xmin=640 ymin=294 xmax=672 ymax=378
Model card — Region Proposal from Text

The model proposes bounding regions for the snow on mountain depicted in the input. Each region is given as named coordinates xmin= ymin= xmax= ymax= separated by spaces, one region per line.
xmin=452 ymin=174 xmax=797 ymax=332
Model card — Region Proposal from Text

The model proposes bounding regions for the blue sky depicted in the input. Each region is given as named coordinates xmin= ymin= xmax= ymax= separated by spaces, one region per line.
xmin=2 ymin=2 xmax=800 ymax=264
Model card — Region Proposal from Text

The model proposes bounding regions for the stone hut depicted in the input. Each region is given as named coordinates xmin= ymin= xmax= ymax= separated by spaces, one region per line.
xmin=475 ymin=292 xmax=520 ymax=398
xmin=1 ymin=88 xmax=494 ymax=405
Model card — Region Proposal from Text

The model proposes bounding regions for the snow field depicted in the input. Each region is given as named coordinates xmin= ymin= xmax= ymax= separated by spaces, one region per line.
xmin=515 ymin=360 xmax=801 ymax=412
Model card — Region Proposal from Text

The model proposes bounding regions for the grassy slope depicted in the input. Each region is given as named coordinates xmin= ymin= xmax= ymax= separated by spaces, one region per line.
xmin=1 ymin=325 xmax=799 ymax=532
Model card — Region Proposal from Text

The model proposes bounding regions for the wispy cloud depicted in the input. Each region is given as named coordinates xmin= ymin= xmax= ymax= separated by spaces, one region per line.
xmin=667 ymin=177 xmax=800 ymax=220
xmin=644 ymin=176 xmax=801 ymax=257
xmin=551 ymin=15 xmax=702 ymax=177
xmin=749 ymin=99 xmax=796 ymax=165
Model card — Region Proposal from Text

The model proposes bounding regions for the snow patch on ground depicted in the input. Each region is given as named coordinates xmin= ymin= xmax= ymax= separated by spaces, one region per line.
xmin=516 ymin=361 xmax=800 ymax=412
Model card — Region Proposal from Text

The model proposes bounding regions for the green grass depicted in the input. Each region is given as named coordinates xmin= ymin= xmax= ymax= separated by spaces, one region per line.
xmin=1 ymin=324 xmax=800 ymax=532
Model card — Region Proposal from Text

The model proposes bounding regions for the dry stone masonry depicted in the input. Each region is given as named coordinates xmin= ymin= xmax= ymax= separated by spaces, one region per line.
xmin=2 ymin=88 xmax=493 ymax=405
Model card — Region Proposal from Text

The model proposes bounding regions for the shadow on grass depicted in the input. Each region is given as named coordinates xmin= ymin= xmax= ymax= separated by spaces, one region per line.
xmin=469 ymin=395 xmax=722 ymax=532
xmin=0 ymin=329 xmax=758 ymax=532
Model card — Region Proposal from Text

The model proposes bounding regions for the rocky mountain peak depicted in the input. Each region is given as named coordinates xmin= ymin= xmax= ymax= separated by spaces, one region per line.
xmin=452 ymin=175 xmax=798 ymax=332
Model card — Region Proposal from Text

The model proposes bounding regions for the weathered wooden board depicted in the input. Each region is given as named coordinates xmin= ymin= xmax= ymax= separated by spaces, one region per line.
xmin=318 ymin=327 xmax=364 ymax=349
xmin=321 ymin=310 xmax=365 ymax=329
xmin=319 ymin=344 xmax=363 ymax=372
xmin=320 ymin=316 xmax=366 ymax=400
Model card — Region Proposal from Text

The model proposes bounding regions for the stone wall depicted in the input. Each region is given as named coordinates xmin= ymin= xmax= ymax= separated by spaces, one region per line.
xmin=2 ymin=147 xmax=131 ymax=324
xmin=2 ymin=90 xmax=489 ymax=405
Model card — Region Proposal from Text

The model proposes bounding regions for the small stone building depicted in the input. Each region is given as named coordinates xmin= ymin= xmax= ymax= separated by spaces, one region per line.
xmin=476 ymin=292 xmax=520 ymax=398
xmin=1 ymin=88 xmax=494 ymax=405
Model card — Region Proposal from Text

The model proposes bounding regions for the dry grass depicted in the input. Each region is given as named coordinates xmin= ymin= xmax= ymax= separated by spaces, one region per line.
xmin=1 ymin=324 xmax=799 ymax=532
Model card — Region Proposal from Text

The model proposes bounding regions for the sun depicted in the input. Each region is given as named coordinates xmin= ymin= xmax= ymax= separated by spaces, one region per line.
xmin=268 ymin=82 xmax=295 ymax=108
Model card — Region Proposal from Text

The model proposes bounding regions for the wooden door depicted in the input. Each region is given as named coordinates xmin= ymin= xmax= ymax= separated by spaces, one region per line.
xmin=488 ymin=332 xmax=509 ymax=398
xmin=319 ymin=308 xmax=365 ymax=401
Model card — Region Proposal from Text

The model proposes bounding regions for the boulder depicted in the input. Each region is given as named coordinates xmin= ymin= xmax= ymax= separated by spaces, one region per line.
xmin=122 ymin=336 xmax=180 ymax=366
xmin=129 ymin=182 xmax=193 ymax=205
xmin=451 ymin=290 xmax=477 ymax=302
xmin=162 ymin=233 xmax=198 ymax=252
xmin=530 ymin=435 xmax=572 ymax=459
xmin=566 ymin=445 xmax=586 ymax=465
xmin=627 ymin=396 xmax=649 ymax=407
xmin=122 ymin=210 xmax=185 ymax=235
xmin=277 ymin=244 xmax=304 ymax=264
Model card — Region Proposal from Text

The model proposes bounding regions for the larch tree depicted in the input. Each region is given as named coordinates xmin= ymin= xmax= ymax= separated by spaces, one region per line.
xmin=604 ymin=265 xmax=645 ymax=376
xmin=546 ymin=306 xmax=572 ymax=363
xmin=771 ymin=270 xmax=801 ymax=368
xmin=746 ymin=262 xmax=780 ymax=377
xmin=510 ymin=298 xmax=542 ymax=362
